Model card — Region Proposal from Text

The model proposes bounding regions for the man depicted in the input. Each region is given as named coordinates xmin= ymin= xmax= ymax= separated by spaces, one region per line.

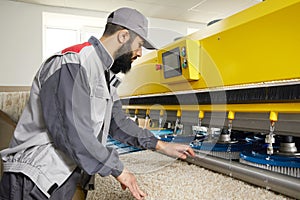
xmin=0 ymin=7 xmax=195 ymax=200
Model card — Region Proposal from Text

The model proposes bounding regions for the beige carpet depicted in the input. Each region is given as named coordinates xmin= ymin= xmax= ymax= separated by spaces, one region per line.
xmin=87 ymin=150 xmax=291 ymax=200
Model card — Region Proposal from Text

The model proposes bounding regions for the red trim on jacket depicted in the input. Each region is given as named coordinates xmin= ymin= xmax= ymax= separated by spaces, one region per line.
xmin=61 ymin=42 xmax=91 ymax=54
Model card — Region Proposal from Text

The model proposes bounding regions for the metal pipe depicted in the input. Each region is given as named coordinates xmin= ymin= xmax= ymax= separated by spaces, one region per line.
xmin=186 ymin=154 xmax=300 ymax=199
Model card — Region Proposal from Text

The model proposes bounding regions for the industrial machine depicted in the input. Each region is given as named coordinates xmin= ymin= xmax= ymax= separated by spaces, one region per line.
xmin=117 ymin=0 xmax=300 ymax=198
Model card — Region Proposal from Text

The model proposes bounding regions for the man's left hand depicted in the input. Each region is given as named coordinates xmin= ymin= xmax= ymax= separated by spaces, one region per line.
xmin=155 ymin=140 xmax=195 ymax=159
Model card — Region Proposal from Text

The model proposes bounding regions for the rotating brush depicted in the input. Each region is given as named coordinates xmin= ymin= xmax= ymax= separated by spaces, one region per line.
xmin=240 ymin=135 xmax=300 ymax=178
xmin=190 ymin=139 xmax=252 ymax=160
xmin=190 ymin=129 xmax=252 ymax=159
xmin=240 ymin=151 xmax=300 ymax=178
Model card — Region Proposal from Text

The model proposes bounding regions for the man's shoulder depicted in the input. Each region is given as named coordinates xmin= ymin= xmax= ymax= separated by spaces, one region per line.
xmin=61 ymin=42 xmax=92 ymax=54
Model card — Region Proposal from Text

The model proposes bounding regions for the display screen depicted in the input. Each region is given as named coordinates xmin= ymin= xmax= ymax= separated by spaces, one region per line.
xmin=162 ymin=47 xmax=182 ymax=79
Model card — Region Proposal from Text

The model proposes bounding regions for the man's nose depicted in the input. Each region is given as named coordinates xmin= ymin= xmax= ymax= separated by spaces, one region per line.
xmin=135 ymin=47 xmax=142 ymax=57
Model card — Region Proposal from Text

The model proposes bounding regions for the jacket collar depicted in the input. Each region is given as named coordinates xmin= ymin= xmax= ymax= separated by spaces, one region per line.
xmin=88 ymin=36 xmax=113 ymax=71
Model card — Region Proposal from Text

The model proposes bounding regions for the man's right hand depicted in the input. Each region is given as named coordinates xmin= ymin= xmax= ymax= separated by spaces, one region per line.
xmin=116 ymin=168 xmax=147 ymax=200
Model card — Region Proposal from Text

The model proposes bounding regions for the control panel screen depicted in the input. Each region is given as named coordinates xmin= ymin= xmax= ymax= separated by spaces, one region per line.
xmin=162 ymin=47 xmax=182 ymax=79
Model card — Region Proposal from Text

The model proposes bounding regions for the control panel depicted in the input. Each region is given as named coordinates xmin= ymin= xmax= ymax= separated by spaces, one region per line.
xmin=158 ymin=39 xmax=200 ymax=84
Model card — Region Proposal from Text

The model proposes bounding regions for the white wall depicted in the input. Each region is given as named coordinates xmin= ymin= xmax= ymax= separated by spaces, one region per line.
xmin=0 ymin=0 xmax=42 ymax=86
xmin=0 ymin=0 xmax=205 ymax=86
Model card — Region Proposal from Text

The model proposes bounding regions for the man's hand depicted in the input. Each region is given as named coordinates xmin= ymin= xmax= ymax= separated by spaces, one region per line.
xmin=116 ymin=168 xmax=147 ymax=200
xmin=155 ymin=140 xmax=195 ymax=159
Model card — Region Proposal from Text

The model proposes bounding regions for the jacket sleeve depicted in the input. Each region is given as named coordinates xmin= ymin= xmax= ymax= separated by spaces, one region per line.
xmin=39 ymin=56 xmax=123 ymax=177
xmin=109 ymin=100 xmax=159 ymax=150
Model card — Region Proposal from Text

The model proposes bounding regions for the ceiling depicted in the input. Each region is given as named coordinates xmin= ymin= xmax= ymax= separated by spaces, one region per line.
xmin=12 ymin=0 xmax=262 ymax=24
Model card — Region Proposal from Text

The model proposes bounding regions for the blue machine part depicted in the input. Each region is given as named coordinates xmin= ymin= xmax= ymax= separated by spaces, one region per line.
xmin=158 ymin=135 xmax=196 ymax=143
xmin=151 ymin=129 xmax=175 ymax=142
xmin=245 ymin=135 xmax=265 ymax=143
xmin=106 ymin=136 xmax=142 ymax=155
xmin=190 ymin=140 xmax=252 ymax=152
xmin=151 ymin=129 xmax=174 ymax=137
xmin=153 ymin=132 xmax=197 ymax=144
xmin=151 ymin=129 xmax=207 ymax=143
xmin=158 ymin=135 xmax=174 ymax=142
xmin=240 ymin=151 xmax=300 ymax=168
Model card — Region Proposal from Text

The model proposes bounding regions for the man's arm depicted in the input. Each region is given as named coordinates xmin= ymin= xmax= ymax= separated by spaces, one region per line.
xmin=109 ymin=100 xmax=158 ymax=150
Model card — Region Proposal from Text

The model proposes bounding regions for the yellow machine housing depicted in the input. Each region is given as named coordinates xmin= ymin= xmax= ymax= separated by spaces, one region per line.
xmin=118 ymin=0 xmax=300 ymax=136
xmin=117 ymin=1 xmax=300 ymax=198
xmin=119 ymin=0 xmax=300 ymax=95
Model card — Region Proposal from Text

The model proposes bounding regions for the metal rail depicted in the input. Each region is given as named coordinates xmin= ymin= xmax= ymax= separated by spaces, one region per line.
xmin=186 ymin=154 xmax=300 ymax=199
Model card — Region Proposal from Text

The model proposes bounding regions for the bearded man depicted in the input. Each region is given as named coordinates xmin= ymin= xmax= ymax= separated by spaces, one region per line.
xmin=0 ymin=7 xmax=194 ymax=200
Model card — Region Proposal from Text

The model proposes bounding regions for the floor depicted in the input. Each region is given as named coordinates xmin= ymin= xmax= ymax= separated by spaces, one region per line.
xmin=86 ymin=150 xmax=291 ymax=200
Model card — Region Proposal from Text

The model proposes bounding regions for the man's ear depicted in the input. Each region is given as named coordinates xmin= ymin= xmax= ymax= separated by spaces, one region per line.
xmin=117 ymin=29 xmax=130 ymax=44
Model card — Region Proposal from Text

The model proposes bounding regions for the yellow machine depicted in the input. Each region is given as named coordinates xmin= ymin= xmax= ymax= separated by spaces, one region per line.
xmin=118 ymin=0 xmax=300 ymax=198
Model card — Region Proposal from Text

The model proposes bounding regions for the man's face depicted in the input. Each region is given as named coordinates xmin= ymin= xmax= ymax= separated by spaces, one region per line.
xmin=110 ymin=35 xmax=144 ymax=74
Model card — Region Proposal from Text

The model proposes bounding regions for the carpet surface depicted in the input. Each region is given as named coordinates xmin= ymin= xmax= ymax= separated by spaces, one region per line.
xmin=87 ymin=150 xmax=291 ymax=200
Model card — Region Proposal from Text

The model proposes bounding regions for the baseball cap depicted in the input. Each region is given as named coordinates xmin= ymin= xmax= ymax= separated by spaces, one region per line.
xmin=107 ymin=7 xmax=156 ymax=50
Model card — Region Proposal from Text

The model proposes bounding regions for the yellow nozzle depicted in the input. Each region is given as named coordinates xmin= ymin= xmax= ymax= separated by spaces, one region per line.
xmin=198 ymin=110 xmax=204 ymax=119
xmin=228 ymin=111 xmax=235 ymax=120
xmin=160 ymin=110 xmax=164 ymax=116
xmin=125 ymin=109 xmax=129 ymax=114
xmin=176 ymin=110 xmax=182 ymax=117
xmin=134 ymin=109 xmax=139 ymax=115
xmin=269 ymin=111 xmax=278 ymax=122
xmin=146 ymin=109 xmax=150 ymax=115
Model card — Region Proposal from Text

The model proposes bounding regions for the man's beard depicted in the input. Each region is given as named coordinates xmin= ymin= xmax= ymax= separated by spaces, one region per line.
xmin=110 ymin=51 xmax=133 ymax=74
xmin=110 ymin=39 xmax=136 ymax=74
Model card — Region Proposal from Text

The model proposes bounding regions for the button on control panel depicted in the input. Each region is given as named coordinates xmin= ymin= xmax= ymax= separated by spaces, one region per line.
xmin=181 ymin=46 xmax=188 ymax=68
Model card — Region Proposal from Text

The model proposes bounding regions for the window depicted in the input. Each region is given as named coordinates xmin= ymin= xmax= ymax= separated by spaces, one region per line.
xmin=44 ymin=27 xmax=78 ymax=58
xmin=43 ymin=12 xmax=105 ymax=59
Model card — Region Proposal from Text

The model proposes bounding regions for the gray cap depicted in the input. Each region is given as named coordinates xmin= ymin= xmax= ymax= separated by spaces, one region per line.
xmin=107 ymin=7 xmax=156 ymax=50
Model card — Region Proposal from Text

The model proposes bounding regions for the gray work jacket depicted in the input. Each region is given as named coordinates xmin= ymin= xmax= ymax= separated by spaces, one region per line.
xmin=0 ymin=36 xmax=158 ymax=198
